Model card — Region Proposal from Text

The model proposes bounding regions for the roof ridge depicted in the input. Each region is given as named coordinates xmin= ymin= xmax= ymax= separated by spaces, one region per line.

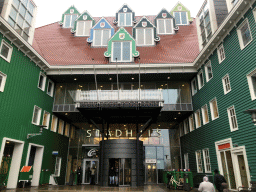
xmin=36 ymin=21 xmax=59 ymax=29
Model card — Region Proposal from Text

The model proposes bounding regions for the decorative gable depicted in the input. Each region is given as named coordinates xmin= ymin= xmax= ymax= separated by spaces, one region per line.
xmin=72 ymin=11 xmax=95 ymax=36
xmin=104 ymin=28 xmax=139 ymax=62
xmin=171 ymin=2 xmax=193 ymax=25
xmin=59 ymin=6 xmax=80 ymax=28
xmin=155 ymin=8 xmax=178 ymax=35
xmin=133 ymin=16 xmax=160 ymax=46
xmin=114 ymin=4 xmax=135 ymax=27
xmin=87 ymin=17 xmax=115 ymax=46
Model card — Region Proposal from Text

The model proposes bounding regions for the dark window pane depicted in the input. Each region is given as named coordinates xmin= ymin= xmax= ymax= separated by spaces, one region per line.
xmin=1 ymin=44 xmax=9 ymax=59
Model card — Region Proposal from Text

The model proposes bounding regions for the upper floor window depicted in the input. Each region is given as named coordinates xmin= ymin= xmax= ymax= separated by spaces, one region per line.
xmin=209 ymin=98 xmax=219 ymax=120
xmin=222 ymin=74 xmax=231 ymax=94
xmin=112 ymin=41 xmax=132 ymax=62
xmin=237 ymin=19 xmax=252 ymax=50
xmin=118 ymin=13 xmax=132 ymax=27
xmin=157 ymin=19 xmax=174 ymax=34
xmin=42 ymin=111 xmax=50 ymax=129
xmin=197 ymin=70 xmax=204 ymax=90
xmin=247 ymin=69 xmax=256 ymax=100
xmin=76 ymin=21 xmax=92 ymax=36
xmin=201 ymin=104 xmax=209 ymax=125
xmin=174 ymin=12 xmax=188 ymax=25
xmin=217 ymin=44 xmax=226 ymax=63
xmin=205 ymin=61 xmax=213 ymax=82
xmin=199 ymin=3 xmax=211 ymax=45
xmin=47 ymin=80 xmax=54 ymax=97
xmin=179 ymin=123 xmax=184 ymax=137
xmin=227 ymin=106 xmax=238 ymax=131
xmin=54 ymin=157 xmax=62 ymax=176
xmin=58 ymin=119 xmax=64 ymax=135
xmin=184 ymin=119 xmax=190 ymax=134
xmin=0 ymin=72 xmax=7 ymax=92
xmin=93 ymin=29 xmax=111 ymax=46
xmin=195 ymin=150 xmax=203 ymax=173
xmin=32 ymin=105 xmax=41 ymax=125
xmin=195 ymin=110 xmax=201 ymax=128
xmin=0 ymin=40 xmax=13 ymax=62
xmin=64 ymin=14 xmax=78 ymax=28
xmin=191 ymin=78 xmax=197 ymax=95
xmin=202 ymin=148 xmax=211 ymax=173
xmin=189 ymin=114 xmax=195 ymax=132
xmin=136 ymin=28 xmax=154 ymax=46
xmin=184 ymin=153 xmax=189 ymax=169
xmin=38 ymin=72 xmax=46 ymax=91
xmin=64 ymin=123 xmax=70 ymax=137
xmin=232 ymin=0 xmax=239 ymax=6
xmin=51 ymin=115 xmax=58 ymax=132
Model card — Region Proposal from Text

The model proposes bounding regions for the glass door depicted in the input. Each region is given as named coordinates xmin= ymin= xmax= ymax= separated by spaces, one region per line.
xmin=146 ymin=163 xmax=157 ymax=184
xmin=119 ymin=158 xmax=131 ymax=186
xmin=82 ymin=159 xmax=99 ymax=184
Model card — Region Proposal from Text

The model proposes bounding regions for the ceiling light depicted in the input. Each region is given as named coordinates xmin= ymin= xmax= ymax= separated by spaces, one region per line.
xmin=6 ymin=141 xmax=9 ymax=144
xmin=165 ymin=84 xmax=167 ymax=86
xmin=65 ymin=113 xmax=68 ymax=115
xmin=74 ymin=78 xmax=77 ymax=80
xmin=60 ymin=86 xmax=63 ymax=88
xmin=182 ymin=84 xmax=185 ymax=87
xmin=100 ymin=86 xmax=103 ymax=88
xmin=109 ymin=78 xmax=112 ymax=80
xmin=178 ymin=112 xmax=181 ymax=115
xmin=174 ymin=118 xmax=177 ymax=120
xmin=124 ymin=125 xmax=126 ymax=126
xmin=132 ymin=77 xmax=134 ymax=80
xmin=158 ymin=125 xmax=160 ymax=126
xmin=167 ymin=77 xmax=170 ymax=79
xmin=161 ymin=85 xmax=163 ymax=86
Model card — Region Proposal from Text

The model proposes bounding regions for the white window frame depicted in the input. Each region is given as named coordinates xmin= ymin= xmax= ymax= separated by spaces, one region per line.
xmin=38 ymin=72 xmax=46 ymax=91
xmin=197 ymin=70 xmax=204 ymax=90
xmin=183 ymin=119 xmax=189 ymax=134
xmin=136 ymin=28 xmax=154 ymax=46
xmin=64 ymin=123 xmax=70 ymax=137
xmin=0 ymin=40 xmax=13 ymax=62
xmin=76 ymin=20 xmax=92 ymax=37
xmin=118 ymin=12 xmax=132 ymax=27
xmin=227 ymin=106 xmax=238 ymax=132
xmin=47 ymin=80 xmax=54 ymax=97
xmin=201 ymin=104 xmax=209 ymax=125
xmin=217 ymin=44 xmax=226 ymax=63
xmin=194 ymin=110 xmax=201 ymax=128
xmin=189 ymin=114 xmax=195 ymax=132
xmin=191 ymin=78 xmax=197 ymax=96
xmin=63 ymin=14 xmax=78 ymax=28
xmin=253 ymin=8 xmax=256 ymax=22
xmin=58 ymin=119 xmax=64 ymax=135
xmin=173 ymin=11 xmax=188 ymax=25
xmin=195 ymin=150 xmax=203 ymax=173
xmin=237 ymin=18 xmax=253 ymax=50
xmin=247 ymin=69 xmax=256 ymax=100
xmin=93 ymin=29 xmax=111 ymax=47
xmin=42 ymin=111 xmax=50 ymax=129
xmin=205 ymin=61 xmax=213 ymax=82
xmin=202 ymin=148 xmax=211 ymax=173
xmin=54 ymin=157 xmax=62 ymax=176
xmin=111 ymin=41 xmax=132 ymax=62
xmin=184 ymin=153 xmax=189 ymax=169
xmin=51 ymin=115 xmax=58 ymax=132
xmin=32 ymin=105 xmax=42 ymax=125
xmin=157 ymin=19 xmax=174 ymax=34
xmin=209 ymin=98 xmax=219 ymax=120
xmin=0 ymin=72 xmax=7 ymax=92
xmin=222 ymin=74 xmax=231 ymax=95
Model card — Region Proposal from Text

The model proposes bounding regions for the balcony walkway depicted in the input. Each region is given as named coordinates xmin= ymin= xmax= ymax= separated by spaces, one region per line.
xmin=2 ymin=184 xmax=196 ymax=191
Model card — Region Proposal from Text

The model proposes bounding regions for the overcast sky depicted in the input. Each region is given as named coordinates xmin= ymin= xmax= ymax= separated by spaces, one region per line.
xmin=34 ymin=0 xmax=205 ymax=28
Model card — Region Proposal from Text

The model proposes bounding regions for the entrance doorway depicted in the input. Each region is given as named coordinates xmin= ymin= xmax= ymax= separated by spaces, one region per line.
xmin=82 ymin=159 xmax=99 ymax=184
xmin=146 ymin=163 xmax=157 ymax=184
xmin=26 ymin=144 xmax=44 ymax=187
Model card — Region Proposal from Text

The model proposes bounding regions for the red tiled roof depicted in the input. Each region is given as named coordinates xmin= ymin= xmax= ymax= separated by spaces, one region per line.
xmin=32 ymin=16 xmax=199 ymax=66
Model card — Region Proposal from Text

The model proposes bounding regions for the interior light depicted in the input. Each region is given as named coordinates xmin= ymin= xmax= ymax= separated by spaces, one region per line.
xmin=182 ymin=84 xmax=185 ymax=86
xmin=168 ymin=77 xmax=170 ymax=79
xmin=74 ymin=78 xmax=77 ymax=81
xmin=174 ymin=118 xmax=177 ymax=120
xmin=178 ymin=112 xmax=181 ymax=115
xmin=65 ymin=113 xmax=68 ymax=115
xmin=100 ymin=86 xmax=103 ymax=88
xmin=6 ymin=141 xmax=9 ymax=144
xmin=109 ymin=78 xmax=112 ymax=80
xmin=165 ymin=84 xmax=167 ymax=86
xmin=158 ymin=125 xmax=160 ymax=127
xmin=132 ymin=77 xmax=134 ymax=80
xmin=60 ymin=86 xmax=63 ymax=88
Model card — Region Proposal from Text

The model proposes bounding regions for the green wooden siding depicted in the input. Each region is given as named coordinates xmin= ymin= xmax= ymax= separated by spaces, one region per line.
xmin=0 ymin=34 xmax=69 ymax=185
xmin=180 ymin=4 xmax=256 ymax=181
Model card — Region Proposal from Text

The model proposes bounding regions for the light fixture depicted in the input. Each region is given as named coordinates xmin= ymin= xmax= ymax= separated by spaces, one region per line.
xmin=6 ymin=141 xmax=10 ymax=144
xmin=182 ymin=84 xmax=185 ymax=87
xmin=60 ymin=86 xmax=63 ymax=88
xmin=178 ymin=112 xmax=181 ymax=115
xmin=158 ymin=125 xmax=160 ymax=127
xmin=109 ymin=78 xmax=112 ymax=80
xmin=165 ymin=84 xmax=167 ymax=86
xmin=174 ymin=118 xmax=177 ymax=120
xmin=65 ymin=113 xmax=68 ymax=115
xmin=244 ymin=109 xmax=256 ymax=124
xmin=74 ymin=78 xmax=77 ymax=80
xmin=167 ymin=77 xmax=170 ymax=79
xmin=100 ymin=86 xmax=103 ymax=88
xmin=132 ymin=77 xmax=134 ymax=80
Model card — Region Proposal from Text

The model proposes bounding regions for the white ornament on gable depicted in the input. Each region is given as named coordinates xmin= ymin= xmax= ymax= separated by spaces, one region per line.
xmin=70 ymin=9 xmax=74 ymax=14
xmin=119 ymin=33 xmax=125 ymax=39
xmin=83 ymin=15 xmax=87 ymax=20
xmin=142 ymin=22 xmax=147 ymax=27
xmin=123 ymin=8 xmax=127 ymax=12
xmin=178 ymin=6 xmax=182 ymax=11
xmin=100 ymin=22 xmax=105 ymax=28
xmin=162 ymin=13 xmax=167 ymax=18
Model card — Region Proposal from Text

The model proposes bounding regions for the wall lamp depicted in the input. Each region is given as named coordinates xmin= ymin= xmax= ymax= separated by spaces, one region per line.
xmin=244 ymin=109 xmax=256 ymax=124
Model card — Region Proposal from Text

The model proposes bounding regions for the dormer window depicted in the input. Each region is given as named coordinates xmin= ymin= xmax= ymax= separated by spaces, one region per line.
xmin=174 ymin=12 xmax=188 ymax=25
xmin=76 ymin=20 xmax=92 ymax=36
xmin=157 ymin=19 xmax=174 ymax=34
xmin=112 ymin=41 xmax=132 ymax=62
xmin=64 ymin=14 xmax=78 ymax=28
xmin=119 ymin=13 xmax=132 ymax=26
xmin=93 ymin=29 xmax=111 ymax=46
xmin=136 ymin=28 xmax=154 ymax=46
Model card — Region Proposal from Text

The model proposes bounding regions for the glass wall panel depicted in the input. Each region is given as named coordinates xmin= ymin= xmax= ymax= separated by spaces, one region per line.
xmin=145 ymin=147 xmax=156 ymax=159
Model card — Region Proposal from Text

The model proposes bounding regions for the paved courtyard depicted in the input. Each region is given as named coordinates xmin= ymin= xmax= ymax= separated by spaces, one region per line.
xmin=1 ymin=184 xmax=196 ymax=192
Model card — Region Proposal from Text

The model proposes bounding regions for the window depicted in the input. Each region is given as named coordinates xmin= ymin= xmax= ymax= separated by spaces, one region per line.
xmin=217 ymin=44 xmax=225 ymax=63
xmin=194 ymin=110 xmax=201 ymax=128
xmin=112 ymin=41 xmax=132 ymax=62
xmin=32 ymin=105 xmax=41 ymax=125
xmin=179 ymin=123 xmax=184 ymax=137
xmin=205 ymin=61 xmax=213 ymax=82
xmin=184 ymin=119 xmax=190 ymax=134
xmin=237 ymin=19 xmax=252 ymax=49
xmin=195 ymin=150 xmax=203 ymax=173
xmin=70 ymin=126 xmax=75 ymax=139
xmin=0 ymin=72 xmax=7 ymax=92
xmin=136 ymin=28 xmax=154 ymax=46
xmin=197 ymin=70 xmax=204 ymax=89
xmin=118 ymin=13 xmax=132 ymax=26
xmin=64 ymin=14 xmax=78 ymax=28
xmin=54 ymin=157 xmax=62 ymax=176
xmin=247 ymin=70 xmax=256 ymax=100
xmin=42 ymin=111 xmax=50 ymax=129
xmin=157 ymin=19 xmax=174 ymax=34
xmin=51 ymin=115 xmax=58 ymax=132
xmin=199 ymin=2 xmax=211 ymax=45
xmin=76 ymin=21 xmax=92 ymax=36
xmin=232 ymin=0 xmax=239 ymax=6
xmin=93 ymin=29 xmax=111 ymax=46
xmin=0 ymin=40 xmax=13 ymax=62
xmin=189 ymin=114 xmax=195 ymax=132
xmin=58 ymin=120 xmax=64 ymax=135
xmin=64 ymin=123 xmax=70 ymax=137
xmin=222 ymin=74 xmax=231 ymax=94
xmin=184 ymin=153 xmax=189 ymax=169
xmin=47 ymin=80 xmax=54 ymax=97
xmin=38 ymin=72 xmax=46 ymax=91
xmin=202 ymin=149 xmax=211 ymax=173
xmin=191 ymin=78 xmax=197 ymax=96
xmin=174 ymin=12 xmax=188 ymax=25
xmin=227 ymin=106 xmax=238 ymax=131
xmin=210 ymin=98 xmax=219 ymax=120
xmin=201 ymin=104 xmax=209 ymax=125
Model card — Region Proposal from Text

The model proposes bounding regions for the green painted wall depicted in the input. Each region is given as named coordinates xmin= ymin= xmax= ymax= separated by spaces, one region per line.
xmin=180 ymin=4 xmax=256 ymax=181
xmin=0 ymin=34 xmax=69 ymax=185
